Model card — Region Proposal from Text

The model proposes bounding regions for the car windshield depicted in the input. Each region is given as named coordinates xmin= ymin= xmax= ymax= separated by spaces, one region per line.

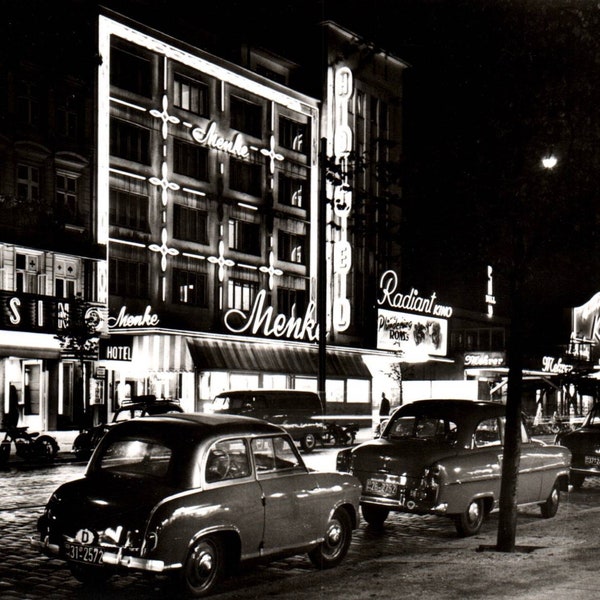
xmin=387 ymin=415 xmax=458 ymax=443
xmin=585 ymin=406 xmax=600 ymax=426
xmin=96 ymin=436 xmax=173 ymax=480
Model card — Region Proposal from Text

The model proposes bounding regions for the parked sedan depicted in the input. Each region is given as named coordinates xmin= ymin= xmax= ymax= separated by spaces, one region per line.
xmin=337 ymin=399 xmax=571 ymax=537
xmin=71 ymin=396 xmax=183 ymax=460
xmin=555 ymin=403 xmax=600 ymax=489
xmin=33 ymin=413 xmax=361 ymax=597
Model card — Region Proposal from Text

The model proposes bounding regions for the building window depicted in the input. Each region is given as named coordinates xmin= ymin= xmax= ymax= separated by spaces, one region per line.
xmin=279 ymin=116 xmax=307 ymax=153
xmin=110 ymin=119 xmax=151 ymax=165
xmin=109 ymin=257 xmax=149 ymax=298
xmin=17 ymin=164 xmax=40 ymax=201
xmin=110 ymin=45 xmax=152 ymax=97
xmin=109 ymin=188 xmax=149 ymax=231
xmin=278 ymin=231 xmax=305 ymax=264
xmin=174 ymin=205 xmax=208 ymax=244
xmin=56 ymin=173 xmax=78 ymax=222
xmin=54 ymin=258 xmax=78 ymax=298
xmin=278 ymin=173 xmax=306 ymax=209
xmin=173 ymin=139 xmax=209 ymax=181
xmin=230 ymin=158 xmax=262 ymax=196
xmin=174 ymin=74 xmax=209 ymax=117
xmin=173 ymin=267 xmax=207 ymax=306
xmin=230 ymin=96 xmax=262 ymax=138
xmin=56 ymin=91 xmax=79 ymax=139
xmin=277 ymin=287 xmax=306 ymax=315
xmin=227 ymin=279 xmax=258 ymax=311
xmin=15 ymin=252 xmax=42 ymax=294
xmin=17 ymin=80 xmax=40 ymax=126
xmin=228 ymin=218 xmax=261 ymax=256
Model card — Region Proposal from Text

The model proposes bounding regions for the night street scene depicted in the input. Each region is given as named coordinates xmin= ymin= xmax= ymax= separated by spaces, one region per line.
xmin=3 ymin=0 xmax=600 ymax=597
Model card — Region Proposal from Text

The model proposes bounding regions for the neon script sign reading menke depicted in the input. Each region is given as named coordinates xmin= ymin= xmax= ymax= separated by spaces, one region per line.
xmin=224 ymin=290 xmax=319 ymax=341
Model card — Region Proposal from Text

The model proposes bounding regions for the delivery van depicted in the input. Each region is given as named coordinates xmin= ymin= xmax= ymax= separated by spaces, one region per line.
xmin=211 ymin=389 xmax=326 ymax=452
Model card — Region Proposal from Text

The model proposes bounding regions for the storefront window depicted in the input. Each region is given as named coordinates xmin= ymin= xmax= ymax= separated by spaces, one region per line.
xmin=347 ymin=379 xmax=370 ymax=403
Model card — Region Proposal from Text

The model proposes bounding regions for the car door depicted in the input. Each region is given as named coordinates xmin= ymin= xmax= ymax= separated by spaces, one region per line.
xmin=512 ymin=419 xmax=544 ymax=503
xmin=251 ymin=435 xmax=322 ymax=553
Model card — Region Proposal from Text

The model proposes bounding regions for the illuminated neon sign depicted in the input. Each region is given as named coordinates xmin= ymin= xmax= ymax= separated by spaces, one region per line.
xmin=224 ymin=289 xmax=319 ymax=341
xmin=191 ymin=121 xmax=250 ymax=158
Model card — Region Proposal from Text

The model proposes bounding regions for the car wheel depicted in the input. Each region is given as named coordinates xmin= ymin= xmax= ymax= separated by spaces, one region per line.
xmin=454 ymin=498 xmax=484 ymax=537
xmin=34 ymin=436 xmax=59 ymax=462
xmin=179 ymin=536 xmax=224 ymax=598
xmin=570 ymin=472 xmax=585 ymax=490
xmin=308 ymin=508 xmax=352 ymax=569
xmin=301 ymin=433 xmax=317 ymax=453
xmin=540 ymin=481 xmax=560 ymax=519
xmin=361 ymin=503 xmax=389 ymax=527
xmin=69 ymin=563 xmax=112 ymax=585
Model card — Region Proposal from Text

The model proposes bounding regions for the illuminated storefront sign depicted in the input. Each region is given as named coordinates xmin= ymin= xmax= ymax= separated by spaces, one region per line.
xmin=224 ymin=289 xmax=319 ymax=341
xmin=0 ymin=292 xmax=106 ymax=335
xmin=376 ymin=271 xmax=451 ymax=357
xmin=191 ymin=122 xmax=250 ymax=158
xmin=377 ymin=270 xmax=453 ymax=317
xmin=108 ymin=306 xmax=160 ymax=329
xmin=464 ymin=352 xmax=505 ymax=368
xmin=542 ymin=356 xmax=574 ymax=374
xmin=377 ymin=308 xmax=448 ymax=356
xmin=99 ymin=336 xmax=133 ymax=361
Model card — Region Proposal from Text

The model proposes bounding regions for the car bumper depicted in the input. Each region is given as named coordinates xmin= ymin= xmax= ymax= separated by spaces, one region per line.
xmin=31 ymin=536 xmax=179 ymax=573
xmin=360 ymin=494 xmax=448 ymax=515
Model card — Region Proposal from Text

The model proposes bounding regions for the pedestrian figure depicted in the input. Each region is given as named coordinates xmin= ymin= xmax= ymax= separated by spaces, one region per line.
xmin=379 ymin=393 xmax=390 ymax=418
xmin=7 ymin=384 xmax=19 ymax=428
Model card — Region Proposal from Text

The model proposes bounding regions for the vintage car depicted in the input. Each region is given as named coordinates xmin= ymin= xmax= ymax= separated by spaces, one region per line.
xmin=337 ymin=399 xmax=571 ymax=537
xmin=71 ymin=395 xmax=183 ymax=461
xmin=33 ymin=413 xmax=361 ymax=597
xmin=555 ymin=403 xmax=600 ymax=489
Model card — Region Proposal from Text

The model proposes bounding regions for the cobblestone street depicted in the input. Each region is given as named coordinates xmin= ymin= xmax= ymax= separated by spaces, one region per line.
xmin=3 ymin=444 xmax=600 ymax=599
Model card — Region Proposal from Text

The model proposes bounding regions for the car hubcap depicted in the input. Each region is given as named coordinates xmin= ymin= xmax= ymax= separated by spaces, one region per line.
xmin=192 ymin=544 xmax=214 ymax=584
xmin=468 ymin=501 xmax=480 ymax=524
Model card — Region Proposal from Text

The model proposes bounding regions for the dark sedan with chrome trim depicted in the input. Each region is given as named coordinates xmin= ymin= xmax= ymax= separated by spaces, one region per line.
xmin=32 ymin=413 xmax=361 ymax=597
xmin=555 ymin=403 xmax=600 ymax=489
xmin=337 ymin=399 xmax=571 ymax=537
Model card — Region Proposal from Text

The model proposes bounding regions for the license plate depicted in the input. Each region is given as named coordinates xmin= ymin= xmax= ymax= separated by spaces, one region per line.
xmin=365 ymin=478 xmax=399 ymax=498
xmin=584 ymin=455 xmax=600 ymax=466
xmin=64 ymin=542 xmax=104 ymax=564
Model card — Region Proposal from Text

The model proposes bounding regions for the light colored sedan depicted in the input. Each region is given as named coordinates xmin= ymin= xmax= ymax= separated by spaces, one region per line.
xmin=337 ymin=399 xmax=571 ymax=536
xmin=32 ymin=413 xmax=361 ymax=597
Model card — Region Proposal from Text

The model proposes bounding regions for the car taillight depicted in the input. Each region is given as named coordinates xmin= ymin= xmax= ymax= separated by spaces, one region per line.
xmin=336 ymin=449 xmax=352 ymax=472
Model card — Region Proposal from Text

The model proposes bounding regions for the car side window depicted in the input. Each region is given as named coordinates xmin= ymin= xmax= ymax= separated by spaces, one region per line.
xmin=474 ymin=418 xmax=501 ymax=447
xmin=251 ymin=436 xmax=301 ymax=474
xmin=204 ymin=438 xmax=250 ymax=483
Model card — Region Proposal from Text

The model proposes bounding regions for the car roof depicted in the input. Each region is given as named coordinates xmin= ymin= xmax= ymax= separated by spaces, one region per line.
xmin=215 ymin=389 xmax=318 ymax=396
xmin=117 ymin=400 xmax=182 ymax=411
xmin=108 ymin=412 xmax=288 ymax=438
xmin=395 ymin=399 xmax=505 ymax=418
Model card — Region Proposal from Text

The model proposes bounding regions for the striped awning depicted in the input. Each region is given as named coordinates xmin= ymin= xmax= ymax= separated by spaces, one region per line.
xmin=130 ymin=334 xmax=194 ymax=372
xmin=186 ymin=338 xmax=371 ymax=379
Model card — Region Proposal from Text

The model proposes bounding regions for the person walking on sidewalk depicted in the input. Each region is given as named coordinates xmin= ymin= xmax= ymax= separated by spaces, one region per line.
xmin=379 ymin=393 xmax=390 ymax=418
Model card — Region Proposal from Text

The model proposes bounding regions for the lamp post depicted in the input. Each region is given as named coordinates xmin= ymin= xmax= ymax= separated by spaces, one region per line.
xmin=318 ymin=138 xmax=328 ymax=410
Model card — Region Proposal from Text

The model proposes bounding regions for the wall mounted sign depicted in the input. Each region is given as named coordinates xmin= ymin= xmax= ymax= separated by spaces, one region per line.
xmin=224 ymin=289 xmax=319 ymax=342
xmin=108 ymin=306 xmax=160 ymax=329
xmin=377 ymin=307 xmax=448 ymax=356
xmin=464 ymin=352 xmax=505 ymax=368
xmin=99 ymin=336 xmax=133 ymax=361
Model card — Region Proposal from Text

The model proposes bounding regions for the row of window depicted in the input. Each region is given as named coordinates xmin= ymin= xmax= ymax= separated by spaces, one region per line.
xmin=111 ymin=45 xmax=309 ymax=152
xmin=110 ymin=191 xmax=305 ymax=262
xmin=15 ymin=78 xmax=82 ymax=139
xmin=109 ymin=255 xmax=306 ymax=311
xmin=0 ymin=252 xmax=79 ymax=298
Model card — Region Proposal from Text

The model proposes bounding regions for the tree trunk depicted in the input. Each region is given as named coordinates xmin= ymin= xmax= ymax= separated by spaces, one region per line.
xmin=496 ymin=273 xmax=524 ymax=552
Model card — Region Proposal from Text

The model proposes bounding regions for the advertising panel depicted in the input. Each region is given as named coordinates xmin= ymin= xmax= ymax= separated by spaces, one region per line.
xmin=377 ymin=307 xmax=448 ymax=356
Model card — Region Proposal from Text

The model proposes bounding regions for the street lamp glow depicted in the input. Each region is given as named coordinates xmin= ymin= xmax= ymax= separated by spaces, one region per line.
xmin=541 ymin=155 xmax=558 ymax=169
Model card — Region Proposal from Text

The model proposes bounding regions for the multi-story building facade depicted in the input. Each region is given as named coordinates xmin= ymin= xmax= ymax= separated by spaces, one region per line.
xmin=0 ymin=3 xmax=410 ymax=429
xmin=0 ymin=4 xmax=107 ymax=431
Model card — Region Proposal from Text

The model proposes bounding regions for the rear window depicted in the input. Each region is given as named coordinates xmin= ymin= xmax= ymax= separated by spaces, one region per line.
xmin=97 ymin=437 xmax=173 ymax=480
